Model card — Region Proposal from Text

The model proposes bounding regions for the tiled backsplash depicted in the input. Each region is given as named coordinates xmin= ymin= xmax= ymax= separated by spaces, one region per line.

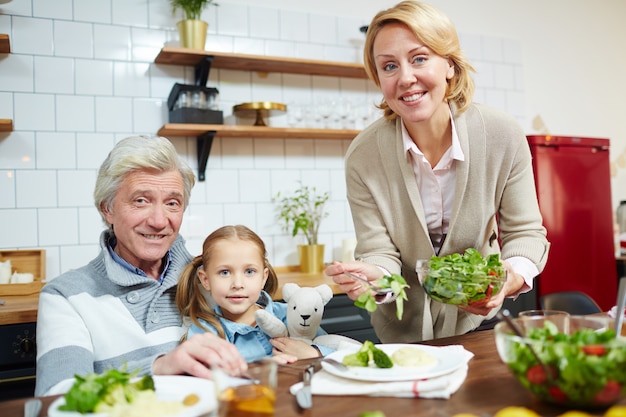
xmin=0 ymin=0 xmax=525 ymax=280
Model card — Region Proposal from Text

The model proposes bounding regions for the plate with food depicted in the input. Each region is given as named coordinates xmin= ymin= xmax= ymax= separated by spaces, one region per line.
xmin=321 ymin=341 xmax=470 ymax=382
xmin=48 ymin=371 xmax=216 ymax=417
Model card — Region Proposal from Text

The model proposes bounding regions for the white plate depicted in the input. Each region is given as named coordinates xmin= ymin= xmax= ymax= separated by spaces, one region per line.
xmin=321 ymin=344 xmax=467 ymax=382
xmin=48 ymin=375 xmax=216 ymax=417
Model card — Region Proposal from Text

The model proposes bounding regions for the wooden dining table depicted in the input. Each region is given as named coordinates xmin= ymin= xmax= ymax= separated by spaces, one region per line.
xmin=1 ymin=327 xmax=624 ymax=417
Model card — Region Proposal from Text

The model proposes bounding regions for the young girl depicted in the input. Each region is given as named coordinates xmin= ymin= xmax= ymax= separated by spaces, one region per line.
xmin=176 ymin=225 xmax=329 ymax=363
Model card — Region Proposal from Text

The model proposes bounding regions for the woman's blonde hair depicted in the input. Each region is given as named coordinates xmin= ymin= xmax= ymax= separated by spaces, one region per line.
xmin=363 ymin=0 xmax=475 ymax=119
xmin=176 ymin=225 xmax=278 ymax=339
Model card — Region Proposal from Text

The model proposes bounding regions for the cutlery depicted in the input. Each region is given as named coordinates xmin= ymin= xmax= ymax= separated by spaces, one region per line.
xmin=342 ymin=271 xmax=394 ymax=297
xmin=24 ymin=398 xmax=42 ymax=417
xmin=497 ymin=309 xmax=554 ymax=384
xmin=296 ymin=364 xmax=314 ymax=409
xmin=616 ymin=276 xmax=626 ymax=336
xmin=320 ymin=357 xmax=349 ymax=372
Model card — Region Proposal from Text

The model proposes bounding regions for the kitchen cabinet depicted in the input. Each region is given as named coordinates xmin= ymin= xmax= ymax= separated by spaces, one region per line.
xmin=153 ymin=47 xmax=365 ymax=180
xmin=0 ymin=34 xmax=13 ymax=133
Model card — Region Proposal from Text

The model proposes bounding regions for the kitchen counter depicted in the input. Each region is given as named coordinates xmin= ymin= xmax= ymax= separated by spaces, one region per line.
xmin=0 ymin=268 xmax=341 ymax=326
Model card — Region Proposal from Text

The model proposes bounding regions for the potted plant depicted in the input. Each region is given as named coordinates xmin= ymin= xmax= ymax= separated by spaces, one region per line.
xmin=170 ymin=0 xmax=218 ymax=50
xmin=274 ymin=184 xmax=329 ymax=273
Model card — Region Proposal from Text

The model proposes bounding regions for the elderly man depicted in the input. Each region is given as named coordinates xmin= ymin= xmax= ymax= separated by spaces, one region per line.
xmin=35 ymin=135 xmax=246 ymax=396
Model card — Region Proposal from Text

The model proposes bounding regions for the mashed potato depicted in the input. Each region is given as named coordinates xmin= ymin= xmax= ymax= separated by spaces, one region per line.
xmin=391 ymin=346 xmax=438 ymax=367
xmin=107 ymin=391 xmax=186 ymax=417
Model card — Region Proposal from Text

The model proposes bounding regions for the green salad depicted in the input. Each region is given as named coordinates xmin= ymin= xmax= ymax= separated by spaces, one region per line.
xmin=506 ymin=321 xmax=626 ymax=406
xmin=354 ymin=273 xmax=409 ymax=320
xmin=420 ymin=248 xmax=505 ymax=306
xmin=60 ymin=368 xmax=155 ymax=414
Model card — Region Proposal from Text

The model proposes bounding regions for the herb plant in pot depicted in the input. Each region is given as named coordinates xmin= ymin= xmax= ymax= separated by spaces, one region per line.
xmin=170 ymin=0 xmax=218 ymax=50
xmin=274 ymin=184 xmax=329 ymax=273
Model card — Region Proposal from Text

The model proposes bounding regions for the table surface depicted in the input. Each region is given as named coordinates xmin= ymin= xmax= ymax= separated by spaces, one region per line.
xmin=1 ymin=329 xmax=624 ymax=417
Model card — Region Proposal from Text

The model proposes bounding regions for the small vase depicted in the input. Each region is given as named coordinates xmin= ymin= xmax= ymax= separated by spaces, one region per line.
xmin=177 ymin=19 xmax=208 ymax=50
xmin=298 ymin=244 xmax=325 ymax=274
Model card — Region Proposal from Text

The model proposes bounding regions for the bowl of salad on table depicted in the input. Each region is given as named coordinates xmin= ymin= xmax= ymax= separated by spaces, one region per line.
xmin=494 ymin=314 xmax=626 ymax=408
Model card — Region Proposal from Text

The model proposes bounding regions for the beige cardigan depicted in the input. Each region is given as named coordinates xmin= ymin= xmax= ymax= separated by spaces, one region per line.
xmin=345 ymin=103 xmax=550 ymax=343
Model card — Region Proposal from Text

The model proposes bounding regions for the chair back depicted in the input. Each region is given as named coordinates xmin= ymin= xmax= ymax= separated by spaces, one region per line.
xmin=539 ymin=291 xmax=602 ymax=315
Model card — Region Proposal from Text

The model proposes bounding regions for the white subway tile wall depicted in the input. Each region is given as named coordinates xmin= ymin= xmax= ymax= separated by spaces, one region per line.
xmin=0 ymin=0 xmax=525 ymax=280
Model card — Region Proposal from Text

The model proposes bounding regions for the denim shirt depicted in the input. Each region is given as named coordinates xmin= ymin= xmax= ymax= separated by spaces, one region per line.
xmin=186 ymin=291 xmax=331 ymax=362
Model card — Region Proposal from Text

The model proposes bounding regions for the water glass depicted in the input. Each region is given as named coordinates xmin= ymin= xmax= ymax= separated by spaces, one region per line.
xmin=517 ymin=309 xmax=570 ymax=333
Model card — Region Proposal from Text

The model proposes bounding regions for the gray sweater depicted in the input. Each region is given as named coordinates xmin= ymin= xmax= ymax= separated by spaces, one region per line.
xmin=346 ymin=103 xmax=550 ymax=343
xmin=35 ymin=231 xmax=193 ymax=396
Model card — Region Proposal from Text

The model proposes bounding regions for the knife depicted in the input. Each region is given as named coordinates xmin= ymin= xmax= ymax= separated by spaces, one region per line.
xmin=296 ymin=364 xmax=314 ymax=409
xmin=616 ymin=276 xmax=626 ymax=336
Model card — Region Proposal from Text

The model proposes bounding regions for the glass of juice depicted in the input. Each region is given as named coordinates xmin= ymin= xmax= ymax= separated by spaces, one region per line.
xmin=212 ymin=361 xmax=277 ymax=417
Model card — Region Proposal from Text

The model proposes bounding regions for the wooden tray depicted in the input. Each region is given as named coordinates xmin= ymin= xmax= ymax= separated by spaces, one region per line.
xmin=0 ymin=249 xmax=46 ymax=296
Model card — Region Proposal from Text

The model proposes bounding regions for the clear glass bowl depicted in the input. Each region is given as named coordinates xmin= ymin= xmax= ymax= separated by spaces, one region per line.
xmin=494 ymin=314 xmax=626 ymax=408
xmin=415 ymin=259 xmax=506 ymax=306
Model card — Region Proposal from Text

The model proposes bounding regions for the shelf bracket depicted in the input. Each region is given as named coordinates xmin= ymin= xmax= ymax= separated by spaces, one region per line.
xmin=194 ymin=56 xmax=214 ymax=86
xmin=196 ymin=131 xmax=216 ymax=182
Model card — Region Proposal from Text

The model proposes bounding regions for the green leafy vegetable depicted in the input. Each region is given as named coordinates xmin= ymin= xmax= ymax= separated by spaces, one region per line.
xmin=341 ymin=340 xmax=394 ymax=369
xmin=354 ymin=273 xmax=409 ymax=320
xmin=421 ymin=248 xmax=505 ymax=305
xmin=506 ymin=323 xmax=626 ymax=406
xmin=59 ymin=368 xmax=155 ymax=414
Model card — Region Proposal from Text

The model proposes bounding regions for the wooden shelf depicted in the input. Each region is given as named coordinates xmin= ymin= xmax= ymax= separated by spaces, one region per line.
xmin=154 ymin=47 xmax=366 ymax=181
xmin=154 ymin=46 xmax=367 ymax=79
xmin=0 ymin=34 xmax=9 ymax=54
xmin=157 ymin=124 xmax=359 ymax=140
xmin=0 ymin=119 xmax=13 ymax=132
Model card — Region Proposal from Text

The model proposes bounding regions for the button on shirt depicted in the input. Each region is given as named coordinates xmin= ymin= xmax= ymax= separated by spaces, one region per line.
xmin=401 ymin=116 xmax=537 ymax=294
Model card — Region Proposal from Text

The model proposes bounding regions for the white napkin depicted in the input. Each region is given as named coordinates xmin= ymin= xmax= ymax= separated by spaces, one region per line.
xmin=290 ymin=345 xmax=473 ymax=399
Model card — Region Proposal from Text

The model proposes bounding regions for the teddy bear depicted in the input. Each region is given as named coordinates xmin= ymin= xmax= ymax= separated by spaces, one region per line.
xmin=254 ymin=282 xmax=362 ymax=352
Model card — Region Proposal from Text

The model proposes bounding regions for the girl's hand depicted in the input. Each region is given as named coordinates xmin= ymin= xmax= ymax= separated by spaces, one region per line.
xmin=324 ymin=261 xmax=384 ymax=301
xmin=270 ymin=337 xmax=320 ymax=359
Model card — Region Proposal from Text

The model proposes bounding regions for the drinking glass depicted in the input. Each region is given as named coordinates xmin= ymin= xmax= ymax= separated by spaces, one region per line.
xmin=212 ymin=361 xmax=277 ymax=417
xmin=517 ymin=309 xmax=570 ymax=333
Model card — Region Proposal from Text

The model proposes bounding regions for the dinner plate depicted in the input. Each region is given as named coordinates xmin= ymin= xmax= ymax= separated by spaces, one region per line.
xmin=48 ymin=375 xmax=216 ymax=417
xmin=321 ymin=344 xmax=467 ymax=382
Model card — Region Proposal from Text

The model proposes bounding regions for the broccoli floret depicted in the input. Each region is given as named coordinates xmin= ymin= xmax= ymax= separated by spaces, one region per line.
xmin=372 ymin=347 xmax=393 ymax=369
xmin=342 ymin=351 xmax=369 ymax=367
xmin=341 ymin=341 xmax=394 ymax=368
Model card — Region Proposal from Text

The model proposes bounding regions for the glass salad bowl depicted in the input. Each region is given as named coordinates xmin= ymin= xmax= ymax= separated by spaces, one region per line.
xmin=494 ymin=314 xmax=626 ymax=408
xmin=416 ymin=249 xmax=506 ymax=306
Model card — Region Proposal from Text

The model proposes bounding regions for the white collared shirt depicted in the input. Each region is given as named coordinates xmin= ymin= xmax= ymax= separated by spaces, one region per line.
xmin=400 ymin=115 xmax=536 ymax=295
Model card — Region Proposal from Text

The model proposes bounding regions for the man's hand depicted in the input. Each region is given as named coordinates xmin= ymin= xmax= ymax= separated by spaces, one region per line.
xmin=152 ymin=332 xmax=247 ymax=379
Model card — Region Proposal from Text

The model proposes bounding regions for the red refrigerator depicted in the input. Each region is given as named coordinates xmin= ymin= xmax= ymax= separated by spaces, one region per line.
xmin=527 ymin=135 xmax=617 ymax=310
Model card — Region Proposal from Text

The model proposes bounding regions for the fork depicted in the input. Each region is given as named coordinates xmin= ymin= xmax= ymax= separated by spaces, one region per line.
xmin=342 ymin=271 xmax=394 ymax=298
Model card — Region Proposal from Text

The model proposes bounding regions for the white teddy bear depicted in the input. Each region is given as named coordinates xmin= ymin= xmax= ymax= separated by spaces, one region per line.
xmin=254 ymin=283 xmax=362 ymax=352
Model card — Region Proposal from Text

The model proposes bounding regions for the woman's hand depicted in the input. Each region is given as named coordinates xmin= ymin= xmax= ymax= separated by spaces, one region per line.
xmin=270 ymin=337 xmax=320 ymax=360
xmin=324 ymin=261 xmax=385 ymax=301
xmin=460 ymin=260 xmax=524 ymax=316
xmin=152 ymin=332 xmax=247 ymax=379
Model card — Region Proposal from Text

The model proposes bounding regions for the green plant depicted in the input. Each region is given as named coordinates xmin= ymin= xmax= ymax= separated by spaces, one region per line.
xmin=170 ymin=0 xmax=218 ymax=21
xmin=273 ymin=183 xmax=329 ymax=245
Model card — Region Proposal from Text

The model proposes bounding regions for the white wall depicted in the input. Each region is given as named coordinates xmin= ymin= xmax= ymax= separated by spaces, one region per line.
xmin=237 ymin=0 xmax=626 ymax=206
xmin=0 ymin=0 xmax=622 ymax=280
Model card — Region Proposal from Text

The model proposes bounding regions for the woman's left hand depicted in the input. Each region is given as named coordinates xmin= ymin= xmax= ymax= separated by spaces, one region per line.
xmin=460 ymin=261 xmax=524 ymax=316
